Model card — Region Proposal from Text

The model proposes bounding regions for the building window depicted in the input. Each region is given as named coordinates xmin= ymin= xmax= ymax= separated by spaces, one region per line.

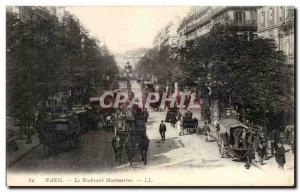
xmin=268 ymin=7 xmax=274 ymax=26
xmin=260 ymin=11 xmax=265 ymax=27
xmin=279 ymin=6 xmax=285 ymax=22
xmin=287 ymin=7 xmax=294 ymax=19
xmin=234 ymin=11 xmax=245 ymax=24
xmin=285 ymin=41 xmax=290 ymax=55
xmin=250 ymin=11 xmax=256 ymax=21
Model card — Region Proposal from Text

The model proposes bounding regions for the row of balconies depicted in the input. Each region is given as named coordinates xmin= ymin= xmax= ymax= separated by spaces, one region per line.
xmin=178 ymin=6 xmax=227 ymax=31
xmin=184 ymin=18 xmax=257 ymax=36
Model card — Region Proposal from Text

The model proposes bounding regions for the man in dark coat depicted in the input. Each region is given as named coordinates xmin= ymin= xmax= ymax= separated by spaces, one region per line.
xmin=203 ymin=122 xmax=210 ymax=142
xmin=139 ymin=135 xmax=150 ymax=165
xmin=257 ymin=137 xmax=267 ymax=165
xmin=285 ymin=126 xmax=293 ymax=145
xmin=112 ymin=136 xmax=122 ymax=163
xmin=216 ymin=123 xmax=220 ymax=133
xmin=159 ymin=120 xmax=167 ymax=141
xmin=269 ymin=130 xmax=277 ymax=155
xmin=275 ymin=142 xmax=286 ymax=170
xmin=170 ymin=112 xmax=177 ymax=128
xmin=144 ymin=108 xmax=149 ymax=123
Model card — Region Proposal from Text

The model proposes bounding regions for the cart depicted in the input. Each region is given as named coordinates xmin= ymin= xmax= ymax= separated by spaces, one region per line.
xmin=179 ymin=117 xmax=198 ymax=136
xmin=43 ymin=115 xmax=81 ymax=156
xmin=165 ymin=107 xmax=179 ymax=124
xmin=216 ymin=118 xmax=251 ymax=161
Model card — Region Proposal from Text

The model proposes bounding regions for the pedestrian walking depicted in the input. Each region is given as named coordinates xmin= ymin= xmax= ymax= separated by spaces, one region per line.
xmin=279 ymin=130 xmax=285 ymax=145
xmin=275 ymin=142 xmax=286 ymax=170
xmin=144 ymin=108 xmax=149 ymax=123
xmin=139 ymin=135 xmax=150 ymax=165
xmin=207 ymin=113 xmax=211 ymax=125
xmin=241 ymin=128 xmax=247 ymax=149
xmin=216 ymin=123 xmax=220 ymax=136
xmin=285 ymin=125 xmax=294 ymax=152
xmin=269 ymin=130 xmax=276 ymax=155
xmin=257 ymin=137 xmax=267 ymax=165
xmin=285 ymin=126 xmax=293 ymax=145
xmin=112 ymin=135 xmax=122 ymax=163
xmin=177 ymin=119 xmax=183 ymax=134
xmin=177 ymin=111 xmax=182 ymax=122
xmin=159 ymin=120 xmax=167 ymax=141
xmin=247 ymin=129 xmax=255 ymax=161
xmin=291 ymin=129 xmax=294 ymax=154
xmin=203 ymin=122 xmax=210 ymax=142
xmin=252 ymin=131 xmax=259 ymax=161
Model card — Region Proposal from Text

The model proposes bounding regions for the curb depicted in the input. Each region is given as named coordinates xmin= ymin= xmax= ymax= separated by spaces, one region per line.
xmin=7 ymin=142 xmax=41 ymax=167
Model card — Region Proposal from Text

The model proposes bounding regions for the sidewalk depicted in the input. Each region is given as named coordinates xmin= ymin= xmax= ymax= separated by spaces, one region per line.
xmin=7 ymin=135 xmax=40 ymax=167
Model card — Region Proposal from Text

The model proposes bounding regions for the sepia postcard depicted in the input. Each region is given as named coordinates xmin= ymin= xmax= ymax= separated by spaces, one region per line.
xmin=6 ymin=6 xmax=295 ymax=187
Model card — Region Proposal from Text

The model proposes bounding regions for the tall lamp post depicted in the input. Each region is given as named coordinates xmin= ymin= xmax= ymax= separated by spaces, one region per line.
xmin=125 ymin=62 xmax=132 ymax=88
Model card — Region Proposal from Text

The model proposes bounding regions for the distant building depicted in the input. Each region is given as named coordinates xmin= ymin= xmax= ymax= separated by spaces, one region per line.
xmin=177 ymin=6 xmax=258 ymax=47
xmin=257 ymin=6 xmax=294 ymax=65
xmin=114 ymin=48 xmax=148 ymax=69
xmin=153 ymin=21 xmax=180 ymax=50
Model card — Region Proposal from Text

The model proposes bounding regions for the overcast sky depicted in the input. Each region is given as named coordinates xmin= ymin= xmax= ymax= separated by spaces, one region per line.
xmin=66 ymin=6 xmax=189 ymax=54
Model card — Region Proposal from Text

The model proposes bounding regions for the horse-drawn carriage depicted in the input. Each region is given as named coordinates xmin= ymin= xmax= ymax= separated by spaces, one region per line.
xmin=165 ymin=107 xmax=179 ymax=126
xmin=40 ymin=114 xmax=81 ymax=157
xmin=216 ymin=118 xmax=252 ymax=162
xmin=112 ymin=108 xmax=148 ymax=165
xmin=142 ymin=81 xmax=155 ymax=92
xmin=88 ymin=96 xmax=116 ymax=131
xmin=179 ymin=111 xmax=198 ymax=136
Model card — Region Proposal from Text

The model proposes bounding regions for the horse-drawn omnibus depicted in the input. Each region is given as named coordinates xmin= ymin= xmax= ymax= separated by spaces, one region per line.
xmin=112 ymin=106 xmax=148 ymax=165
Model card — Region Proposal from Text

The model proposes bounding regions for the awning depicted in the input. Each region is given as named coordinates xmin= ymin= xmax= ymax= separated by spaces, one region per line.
xmin=219 ymin=118 xmax=248 ymax=134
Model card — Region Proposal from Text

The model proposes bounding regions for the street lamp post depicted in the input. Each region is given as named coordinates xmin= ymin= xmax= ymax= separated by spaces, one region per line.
xmin=125 ymin=62 xmax=132 ymax=88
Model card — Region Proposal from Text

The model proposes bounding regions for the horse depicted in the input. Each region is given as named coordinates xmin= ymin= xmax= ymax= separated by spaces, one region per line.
xmin=112 ymin=135 xmax=123 ymax=163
